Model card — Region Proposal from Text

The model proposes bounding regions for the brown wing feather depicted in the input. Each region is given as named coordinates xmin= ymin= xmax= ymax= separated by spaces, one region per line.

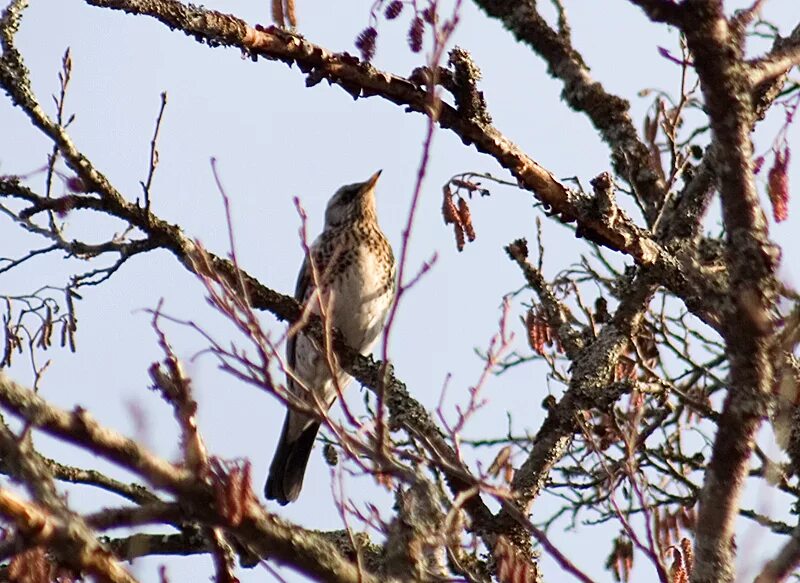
xmin=266 ymin=254 xmax=317 ymax=504
xmin=286 ymin=254 xmax=311 ymax=387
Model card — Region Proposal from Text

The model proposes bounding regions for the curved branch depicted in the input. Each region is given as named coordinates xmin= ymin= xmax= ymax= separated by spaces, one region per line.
xmin=80 ymin=0 xmax=668 ymax=267
xmin=472 ymin=0 xmax=667 ymax=221
xmin=748 ymin=21 xmax=800 ymax=88
xmin=3 ymin=0 xmax=731 ymax=336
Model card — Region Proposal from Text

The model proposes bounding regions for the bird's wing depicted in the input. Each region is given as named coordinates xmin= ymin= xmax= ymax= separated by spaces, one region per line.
xmin=286 ymin=254 xmax=311 ymax=382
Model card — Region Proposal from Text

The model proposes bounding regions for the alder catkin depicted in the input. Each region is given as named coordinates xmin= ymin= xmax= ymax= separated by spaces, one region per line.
xmin=441 ymin=186 xmax=459 ymax=225
xmin=768 ymin=146 xmax=790 ymax=222
xmin=457 ymin=197 xmax=476 ymax=241
xmin=355 ymin=27 xmax=378 ymax=62
xmin=408 ymin=17 xmax=424 ymax=53
xmin=384 ymin=0 xmax=403 ymax=19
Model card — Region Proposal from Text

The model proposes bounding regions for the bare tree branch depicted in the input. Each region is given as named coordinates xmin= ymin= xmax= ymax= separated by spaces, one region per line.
xmin=76 ymin=0 xmax=675 ymax=268
xmin=472 ymin=0 xmax=668 ymax=221
xmin=1 ymin=0 xmax=798 ymax=580
xmin=0 ymin=373 xmax=385 ymax=582
xmin=680 ymin=3 xmax=781 ymax=580
xmin=628 ymin=0 xmax=683 ymax=25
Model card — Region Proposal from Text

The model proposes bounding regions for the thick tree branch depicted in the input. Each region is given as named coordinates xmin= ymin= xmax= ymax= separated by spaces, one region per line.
xmin=749 ymin=49 xmax=800 ymax=88
xmin=472 ymin=0 xmax=667 ymax=221
xmin=494 ymin=259 xmax=658 ymax=554
xmin=77 ymin=0 xmax=672 ymax=268
xmin=628 ymin=0 xmax=683 ymax=25
xmin=104 ymin=532 xmax=210 ymax=562
xmin=682 ymin=3 xmax=781 ymax=581
xmin=0 ymin=373 xmax=386 ymax=582
xmin=748 ymin=21 xmax=800 ymax=88
xmin=0 ymin=488 xmax=139 ymax=583
xmin=0 ymin=374 xmax=197 ymax=494
xmin=0 ymin=417 xmax=139 ymax=583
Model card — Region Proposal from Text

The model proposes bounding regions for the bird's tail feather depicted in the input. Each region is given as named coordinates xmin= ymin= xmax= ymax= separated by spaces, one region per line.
xmin=265 ymin=415 xmax=320 ymax=505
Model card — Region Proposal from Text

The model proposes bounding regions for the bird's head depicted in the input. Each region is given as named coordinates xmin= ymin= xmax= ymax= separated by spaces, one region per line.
xmin=323 ymin=170 xmax=382 ymax=228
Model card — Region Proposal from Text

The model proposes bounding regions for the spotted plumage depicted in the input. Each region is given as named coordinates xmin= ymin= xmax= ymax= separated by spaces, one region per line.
xmin=265 ymin=171 xmax=396 ymax=504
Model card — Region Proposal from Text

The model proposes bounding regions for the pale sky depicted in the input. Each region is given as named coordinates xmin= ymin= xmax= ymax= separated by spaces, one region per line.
xmin=2 ymin=1 xmax=800 ymax=581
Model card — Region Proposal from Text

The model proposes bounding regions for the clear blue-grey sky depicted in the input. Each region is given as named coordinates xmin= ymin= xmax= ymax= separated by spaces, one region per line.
xmin=2 ymin=0 xmax=799 ymax=581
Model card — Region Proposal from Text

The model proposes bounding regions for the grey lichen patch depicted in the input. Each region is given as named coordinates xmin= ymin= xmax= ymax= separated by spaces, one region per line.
xmin=318 ymin=530 xmax=386 ymax=576
xmin=446 ymin=46 xmax=492 ymax=126
xmin=571 ymin=327 xmax=625 ymax=398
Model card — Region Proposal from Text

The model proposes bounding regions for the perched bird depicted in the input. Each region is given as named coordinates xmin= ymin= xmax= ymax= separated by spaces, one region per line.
xmin=265 ymin=171 xmax=396 ymax=504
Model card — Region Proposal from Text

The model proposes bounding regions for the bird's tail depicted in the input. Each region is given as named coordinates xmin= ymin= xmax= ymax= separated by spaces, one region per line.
xmin=265 ymin=413 xmax=320 ymax=505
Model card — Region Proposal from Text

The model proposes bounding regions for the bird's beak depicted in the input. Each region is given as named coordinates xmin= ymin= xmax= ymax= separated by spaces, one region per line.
xmin=363 ymin=169 xmax=382 ymax=192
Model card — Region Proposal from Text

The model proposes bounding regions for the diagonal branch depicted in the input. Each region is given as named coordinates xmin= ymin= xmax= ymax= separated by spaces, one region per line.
xmin=0 ymin=373 xmax=383 ymax=583
xmin=0 ymin=487 xmax=139 ymax=583
xmin=79 ymin=0 xmax=669 ymax=267
xmin=748 ymin=22 xmax=800 ymax=88
xmin=472 ymin=0 xmax=667 ymax=221
xmin=495 ymin=259 xmax=658 ymax=556
xmin=754 ymin=521 xmax=800 ymax=583
xmin=0 ymin=416 xmax=139 ymax=582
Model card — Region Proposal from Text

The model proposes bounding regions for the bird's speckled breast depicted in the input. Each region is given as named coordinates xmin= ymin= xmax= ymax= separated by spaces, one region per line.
xmin=329 ymin=243 xmax=395 ymax=352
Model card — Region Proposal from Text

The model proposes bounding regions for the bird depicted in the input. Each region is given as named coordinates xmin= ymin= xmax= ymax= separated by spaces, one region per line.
xmin=265 ymin=170 xmax=396 ymax=504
